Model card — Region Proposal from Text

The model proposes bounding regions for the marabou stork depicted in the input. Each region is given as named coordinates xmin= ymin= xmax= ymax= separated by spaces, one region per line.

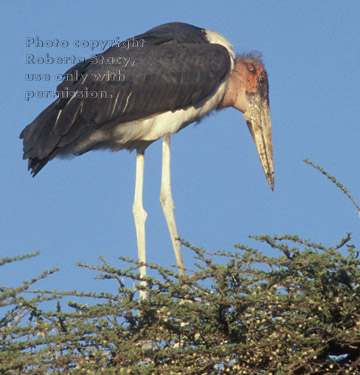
xmin=20 ymin=22 xmax=274 ymax=297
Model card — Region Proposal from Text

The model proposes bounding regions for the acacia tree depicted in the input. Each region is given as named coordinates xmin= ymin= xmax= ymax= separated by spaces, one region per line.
xmin=1 ymin=161 xmax=359 ymax=375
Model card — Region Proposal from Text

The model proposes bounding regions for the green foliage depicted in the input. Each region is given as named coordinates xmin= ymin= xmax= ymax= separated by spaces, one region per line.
xmin=1 ymin=236 xmax=360 ymax=374
xmin=1 ymin=161 xmax=359 ymax=374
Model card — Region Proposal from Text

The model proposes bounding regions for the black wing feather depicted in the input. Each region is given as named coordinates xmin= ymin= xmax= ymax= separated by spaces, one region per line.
xmin=20 ymin=23 xmax=231 ymax=175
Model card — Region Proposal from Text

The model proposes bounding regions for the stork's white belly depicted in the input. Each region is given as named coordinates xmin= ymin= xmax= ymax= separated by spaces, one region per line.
xmin=77 ymin=78 xmax=229 ymax=152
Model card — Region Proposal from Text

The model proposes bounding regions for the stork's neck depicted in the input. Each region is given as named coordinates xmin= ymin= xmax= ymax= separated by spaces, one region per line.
xmin=218 ymin=60 xmax=248 ymax=113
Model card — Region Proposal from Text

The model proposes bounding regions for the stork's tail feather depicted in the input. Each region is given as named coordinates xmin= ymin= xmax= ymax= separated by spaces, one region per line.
xmin=20 ymin=100 xmax=62 ymax=176
xmin=25 ymin=156 xmax=53 ymax=177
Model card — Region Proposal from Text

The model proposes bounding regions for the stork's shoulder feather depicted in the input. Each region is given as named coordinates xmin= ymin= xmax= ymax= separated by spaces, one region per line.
xmin=58 ymin=42 xmax=231 ymax=123
xmin=20 ymin=23 xmax=234 ymax=175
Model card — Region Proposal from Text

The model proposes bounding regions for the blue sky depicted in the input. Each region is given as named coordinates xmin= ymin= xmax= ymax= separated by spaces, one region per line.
xmin=1 ymin=1 xmax=359 ymax=296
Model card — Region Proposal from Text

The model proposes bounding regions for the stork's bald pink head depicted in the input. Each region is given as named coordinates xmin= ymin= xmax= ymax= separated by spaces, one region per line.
xmin=220 ymin=55 xmax=274 ymax=190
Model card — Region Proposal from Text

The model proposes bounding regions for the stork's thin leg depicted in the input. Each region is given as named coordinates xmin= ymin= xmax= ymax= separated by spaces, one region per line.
xmin=133 ymin=150 xmax=148 ymax=299
xmin=160 ymin=135 xmax=185 ymax=275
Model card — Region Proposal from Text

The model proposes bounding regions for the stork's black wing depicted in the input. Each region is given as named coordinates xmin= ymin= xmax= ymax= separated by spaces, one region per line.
xmin=20 ymin=23 xmax=231 ymax=175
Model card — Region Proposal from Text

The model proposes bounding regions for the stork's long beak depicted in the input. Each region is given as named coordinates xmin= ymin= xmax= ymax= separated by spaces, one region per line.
xmin=243 ymin=93 xmax=274 ymax=190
